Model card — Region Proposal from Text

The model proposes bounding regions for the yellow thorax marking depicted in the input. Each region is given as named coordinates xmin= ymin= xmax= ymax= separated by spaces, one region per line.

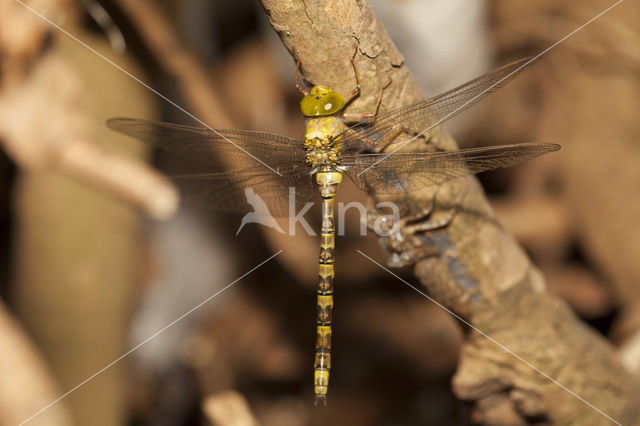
xmin=304 ymin=117 xmax=344 ymax=168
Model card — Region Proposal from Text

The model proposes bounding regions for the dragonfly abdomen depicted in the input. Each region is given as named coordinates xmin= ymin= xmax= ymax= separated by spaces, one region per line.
xmin=314 ymin=169 xmax=342 ymax=406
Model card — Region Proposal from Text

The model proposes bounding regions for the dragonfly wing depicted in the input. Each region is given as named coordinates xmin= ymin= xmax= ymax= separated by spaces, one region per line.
xmin=171 ymin=165 xmax=316 ymax=217
xmin=107 ymin=117 xmax=306 ymax=169
xmin=341 ymin=143 xmax=560 ymax=194
xmin=341 ymin=57 xmax=536 ymax=153
xmin=108 ymin=118 xmax=314 ymax=215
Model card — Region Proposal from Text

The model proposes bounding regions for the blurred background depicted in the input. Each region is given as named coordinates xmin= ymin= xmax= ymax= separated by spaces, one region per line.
xmin=0 ymin=0 xmax=639 ymax=425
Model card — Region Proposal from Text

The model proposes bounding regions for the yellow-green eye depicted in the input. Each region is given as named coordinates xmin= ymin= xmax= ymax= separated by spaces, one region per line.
xmin=301 ymin=94 xmax=319 ymax=116
xmin=300 ymin=85 xmax=345 ymax=117
xmin=317 ymin=92 xmax=344 ymax=115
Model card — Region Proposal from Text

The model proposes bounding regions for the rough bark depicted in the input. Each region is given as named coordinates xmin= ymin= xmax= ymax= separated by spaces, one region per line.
xmin=258 ymin=1 xmax=640 ymax=424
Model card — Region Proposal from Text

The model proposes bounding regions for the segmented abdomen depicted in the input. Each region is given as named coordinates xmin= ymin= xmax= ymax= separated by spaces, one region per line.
xmin=313 ymin=169 xmax=341 ymax=406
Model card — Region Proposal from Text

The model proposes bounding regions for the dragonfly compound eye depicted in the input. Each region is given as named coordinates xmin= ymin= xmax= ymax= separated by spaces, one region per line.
xmin=301 ymin=93 xmax=320 ymax=116
xmin=300 ymin=85 xmax=344 ymax=116
xmin=317 ymin=91 xmax=344 ymax=115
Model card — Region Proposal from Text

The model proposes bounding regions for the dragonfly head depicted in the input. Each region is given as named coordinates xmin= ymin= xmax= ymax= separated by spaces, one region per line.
xmin=301 ymin=85 xmax=345 ymax=117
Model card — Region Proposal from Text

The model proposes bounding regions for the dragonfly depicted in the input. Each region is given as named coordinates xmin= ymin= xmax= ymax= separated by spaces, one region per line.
xmin=108 ymin=54 xmax=560 ymax=406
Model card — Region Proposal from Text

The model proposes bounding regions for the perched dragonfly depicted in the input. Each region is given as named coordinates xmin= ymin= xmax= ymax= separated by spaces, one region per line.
xmin=108 ymin=55 xmax=560 ymax=406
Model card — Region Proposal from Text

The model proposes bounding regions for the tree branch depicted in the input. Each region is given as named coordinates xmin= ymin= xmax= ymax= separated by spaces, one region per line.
xmin=259 ymin=0 xmax=640 ymax=424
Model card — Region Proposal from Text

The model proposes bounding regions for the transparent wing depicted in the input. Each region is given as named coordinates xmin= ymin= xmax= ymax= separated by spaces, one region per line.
xmin=341 ymin=143 xmax=560 ymax=194
xmin=341 ymin=57 xmax=535 ymax=153
xmin=168 ymin=164 xmax=316 ymax=217
xmin=108 ymin=118 xmax=314 ymax=216
xmin=107 ymin=117 xmax=306 ymax=166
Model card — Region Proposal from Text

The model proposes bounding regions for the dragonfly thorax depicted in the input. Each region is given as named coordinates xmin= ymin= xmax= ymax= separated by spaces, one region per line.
xmin=305 ymin=117 xmax=344 ymax=168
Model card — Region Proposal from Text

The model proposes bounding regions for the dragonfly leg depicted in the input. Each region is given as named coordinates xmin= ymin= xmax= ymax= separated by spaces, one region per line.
xmin=342 ymin=45 xmax=362 ymax=106
xmin=295 ymin=55 xmax=309 ymax=96
xmin=343 ymin=79 xmax=392 ymax=124
xmin=353 ymin=126 xmax=402 ymax=153
xmin=373 ymin=127 xmax=404 ymax=153
xmin=342 ymin=42 xmax=391 ymax=123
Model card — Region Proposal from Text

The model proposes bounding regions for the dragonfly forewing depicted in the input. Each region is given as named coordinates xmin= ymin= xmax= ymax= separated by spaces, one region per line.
xmin=341 ymin=143 xmax=560 ymax=194
xmin=108 ymin=118 xmax=315 ymax=216
xmin=340 ymin=57 xmax=537 ymax=153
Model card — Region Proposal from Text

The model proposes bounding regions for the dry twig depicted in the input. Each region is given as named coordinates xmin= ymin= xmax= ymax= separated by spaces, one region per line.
xmin=0 ymin=0 xmax=177 ymax=220
xmin=114 ymin=0 xmax=235 ymax=129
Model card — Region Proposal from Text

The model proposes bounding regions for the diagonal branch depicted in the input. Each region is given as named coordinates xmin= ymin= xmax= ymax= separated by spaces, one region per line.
xmin=259 ymin=0 xmax=640 ymax=424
